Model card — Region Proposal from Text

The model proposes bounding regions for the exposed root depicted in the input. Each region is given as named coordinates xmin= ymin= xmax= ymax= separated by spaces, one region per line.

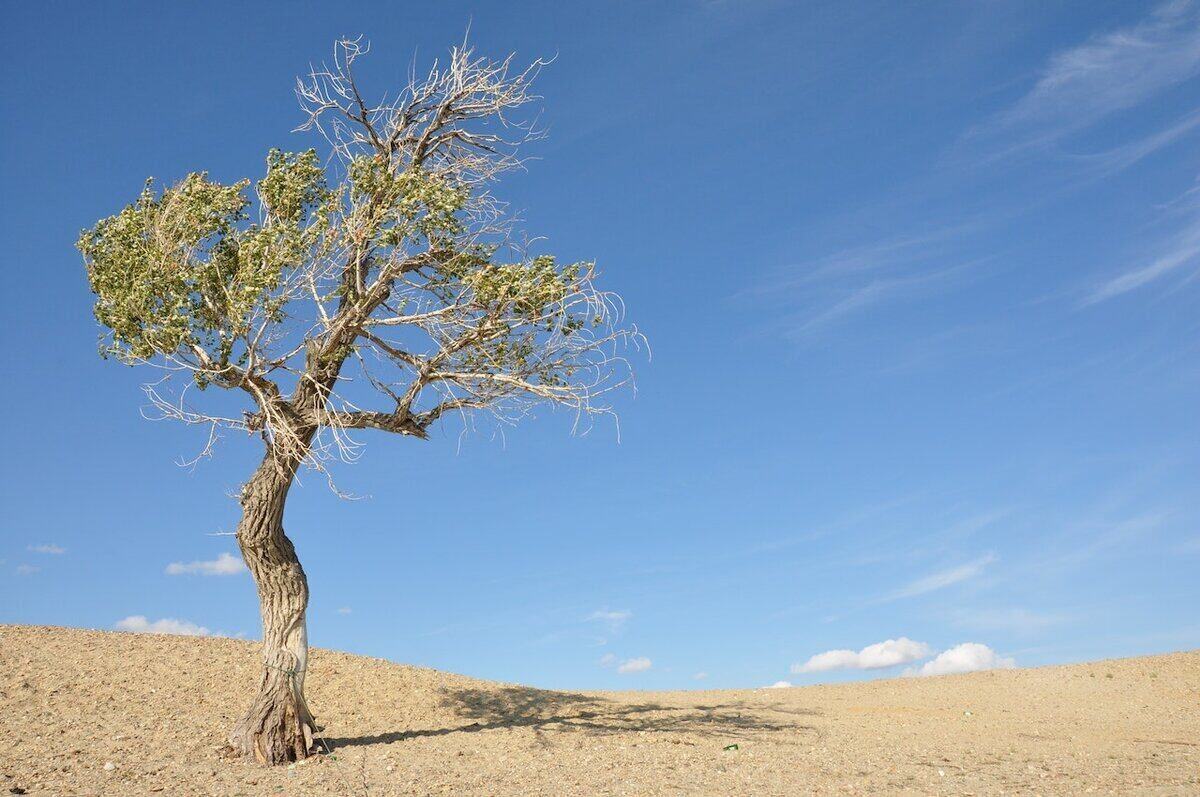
xmin=230 ymin=671 xmax=317 ymax=765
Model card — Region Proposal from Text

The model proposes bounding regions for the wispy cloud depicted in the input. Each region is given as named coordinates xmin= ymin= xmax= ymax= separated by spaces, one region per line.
xmin=972 ymin=1 xmax=1200 ymax=155
xmin=792 ymin=637 xmax=931 ymax=674
xmin=949 ymin=607 xmax=1067 ymax=634
xmin=881 ymin=553 xmax=997 ymax=602
xmin=1082 ymin=197 xmax=1200 ymax=304
xmin=114 ymin=615 xmax=212 ymax=636
xmin=1066 ymin=109 xmax=1200 ymax=179
xmin=780 ymin=260 xmax=981 ymax=341
xmin=785 ymin=229 xmax=971 ymax=285
xmin=767 ymin=3 xmax=1199 ymax=348
xmin=16 ymin=564 xmax=39 ymax=576
xmin=587 ymin=608 xmax=632 ymax=633
xmin=1028 ymin=511 xmax=1170 ymax=575
xmin=765 ymin=680 xmax=793 ymax=689
xmin=746 ymin=218 xmax=988 ymax=342
xmin=786 ymin=281 xmax=895 ymax=338
xmin=905 ymin=642 xmax=1015 ymax=676
xmin=27 ymin=543 xmax=65 ymax=555
xmin=957 ymin=3 xmax=1200 ymax=312
xmin=165 ymin=552 xmax=246 ymax=576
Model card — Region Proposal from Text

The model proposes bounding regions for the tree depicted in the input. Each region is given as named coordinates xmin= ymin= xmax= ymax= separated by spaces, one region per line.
xmin=78 ymin=38 xmax=638 ymax=765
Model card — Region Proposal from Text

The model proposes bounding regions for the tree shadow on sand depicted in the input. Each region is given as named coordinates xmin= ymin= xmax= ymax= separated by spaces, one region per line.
xmin=325 ymin=686 xmax=821 ymax=750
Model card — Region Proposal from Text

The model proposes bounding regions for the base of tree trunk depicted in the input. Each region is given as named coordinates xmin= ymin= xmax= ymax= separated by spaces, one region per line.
xmin=229 ymin=672 xmax=317 ymax=765
xmin=231 ymin=459 xmax=318 ymax=766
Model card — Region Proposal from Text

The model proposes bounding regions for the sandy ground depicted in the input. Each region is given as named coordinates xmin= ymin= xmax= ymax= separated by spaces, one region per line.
xmin=1 ymin=626 xmax=1197 ymax=796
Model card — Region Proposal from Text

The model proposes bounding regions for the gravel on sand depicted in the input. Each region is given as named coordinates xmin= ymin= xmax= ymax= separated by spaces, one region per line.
xmin=1 ymin=625 xmax=1196 ymax=795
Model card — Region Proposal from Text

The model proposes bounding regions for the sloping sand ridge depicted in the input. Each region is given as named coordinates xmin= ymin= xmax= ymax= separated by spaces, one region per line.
xmin=1 ymin=625 xmax=1196 ymax=795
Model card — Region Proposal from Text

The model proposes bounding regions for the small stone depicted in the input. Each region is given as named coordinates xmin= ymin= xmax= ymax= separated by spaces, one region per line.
xmin=103 ymin=762 xmax=116 ymax=772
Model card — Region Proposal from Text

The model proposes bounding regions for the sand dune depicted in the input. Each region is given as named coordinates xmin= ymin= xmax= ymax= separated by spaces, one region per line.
xmin=1 ymin=625 xmax=1196 ymax=795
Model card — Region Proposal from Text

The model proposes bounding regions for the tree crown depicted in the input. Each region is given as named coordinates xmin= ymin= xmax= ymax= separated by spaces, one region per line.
xmin=79 ymin=38 xmax=639 ymax=475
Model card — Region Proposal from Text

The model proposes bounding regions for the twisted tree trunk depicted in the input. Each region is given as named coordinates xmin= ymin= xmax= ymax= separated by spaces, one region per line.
xmin=229 ymin=452 xmax=317 ymax=764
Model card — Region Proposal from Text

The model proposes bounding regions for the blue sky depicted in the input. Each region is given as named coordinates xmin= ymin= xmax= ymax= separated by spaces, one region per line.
xmin=2 ymin=1 xmax=1198 ymax=690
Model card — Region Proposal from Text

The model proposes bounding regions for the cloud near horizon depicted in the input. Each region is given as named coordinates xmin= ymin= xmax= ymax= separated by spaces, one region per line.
xmin=906 ymin=642 xmax=1015 ymax=677
xmin=792 ymin=637 xmax=932 ymax=674
xmin=617 ymin=657 xmax=652 ymax=674
xmin=165 ymin=552 xmax=246 ymax=576
xmin=27 ymin=543 xmax=66 ymax=554
xmin=791 ymin=638 xmax=1015 ymax=679
xmin=114 ymin=615 xmax=212 ymax=637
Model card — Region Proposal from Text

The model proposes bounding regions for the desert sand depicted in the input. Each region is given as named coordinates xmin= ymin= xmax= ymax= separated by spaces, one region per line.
xmin=1 ymin=625 xmax=1196 ymax=795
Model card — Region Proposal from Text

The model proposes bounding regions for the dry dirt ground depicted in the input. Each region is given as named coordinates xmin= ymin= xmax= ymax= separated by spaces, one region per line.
xmin=1 ymin=626 xmax=1197 ymax=796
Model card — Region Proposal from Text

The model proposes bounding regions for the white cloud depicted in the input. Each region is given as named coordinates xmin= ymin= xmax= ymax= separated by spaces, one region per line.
xmin=165 ymin=552 xmax=246 ymax=576
xmin=114 ymin=615 xmax=212 ymax=637
xmin=617 ymin=656 xmax=652 ymax=674
xmin=27 ymin=544 xmax=66 ymax=555
xmin=587 ymin=608 xmax=632 ymax=633
xmin=765 ymin=680 xmax=793 ymax=689
xmin=598 ymin=653 xmax=617 ymax=667
xmin=792 ymin=637 xmax=931 ymax=674
xmin=336 ymin=607 xmax=352 ymax=615
xmin=693 ymin=671 xmax=709 ymax=681
xmin=883 ymin=554 xmax=996 ymax=602
xmin=908 ymin=642 xmax=1015 ymax=677
xmin=16 ymin=564 xmax=39 ymax=576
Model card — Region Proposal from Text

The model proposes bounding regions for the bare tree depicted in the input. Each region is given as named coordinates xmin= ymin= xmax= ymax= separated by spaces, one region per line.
xmin=78 ymin=37 xmax=640 ymax=765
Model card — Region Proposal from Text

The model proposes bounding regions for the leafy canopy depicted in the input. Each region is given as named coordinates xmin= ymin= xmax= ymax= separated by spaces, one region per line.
xmin=80 ymin=151 xmax=592 ymax=381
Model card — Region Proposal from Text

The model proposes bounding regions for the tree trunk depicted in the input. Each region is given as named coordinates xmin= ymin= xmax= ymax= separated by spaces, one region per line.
xmin=229 ymin=454 xmax=317 ymax=764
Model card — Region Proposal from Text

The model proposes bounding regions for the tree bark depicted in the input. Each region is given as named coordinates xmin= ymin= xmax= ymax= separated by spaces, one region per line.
xmin=229 ymin=452 xmax=317 ymax=764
